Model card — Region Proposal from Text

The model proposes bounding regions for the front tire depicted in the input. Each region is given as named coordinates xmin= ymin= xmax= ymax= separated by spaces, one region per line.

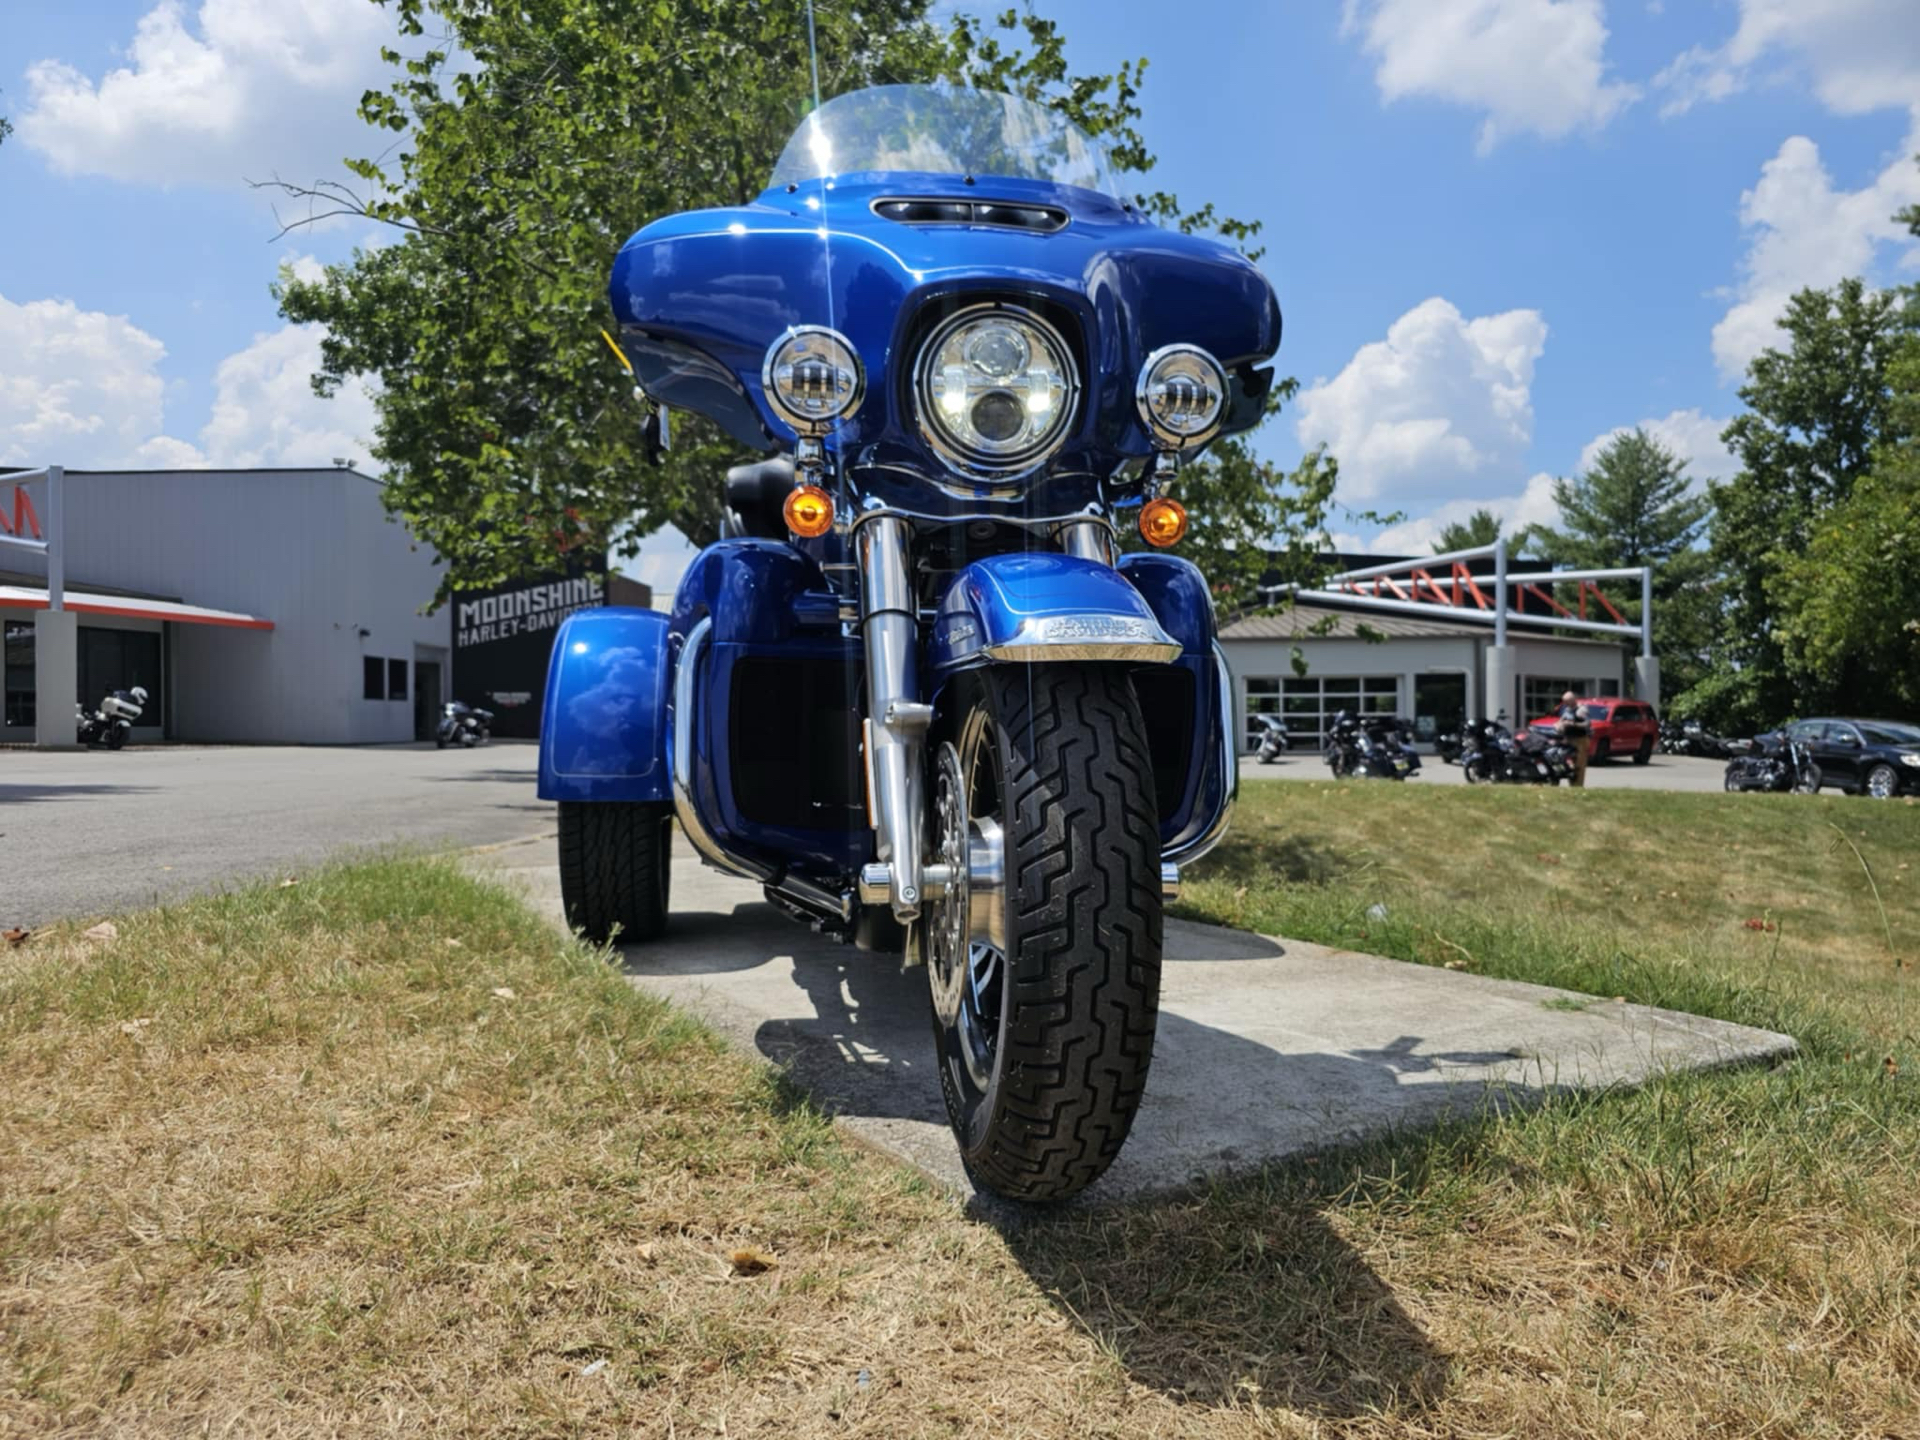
xmin=927 ymin=665 xmax=1161 ymax=1203
xmin=557 ymin=800 xmax=674 ymax=945
xmin=1864 ymin=763 xmax=1898 ymax=799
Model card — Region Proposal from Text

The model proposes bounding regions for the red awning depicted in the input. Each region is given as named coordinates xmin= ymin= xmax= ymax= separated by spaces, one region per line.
xmin=0 ymin=585 xmax=273 ymax=631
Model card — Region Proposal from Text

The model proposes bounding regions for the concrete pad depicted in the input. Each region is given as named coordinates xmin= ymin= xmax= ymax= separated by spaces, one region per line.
xmin=474 ymin=834 xmax=1797 ymax=1202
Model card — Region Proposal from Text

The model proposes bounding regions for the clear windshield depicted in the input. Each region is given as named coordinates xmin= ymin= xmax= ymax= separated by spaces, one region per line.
xmin=769 ymin=83 xmax=1120 ymax=196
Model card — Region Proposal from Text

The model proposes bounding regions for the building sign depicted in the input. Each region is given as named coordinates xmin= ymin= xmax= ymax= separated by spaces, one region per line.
xmin=454 ymin=574 xmax=604 ymax=646
xmin=452 ymin=557 xmax=607 ymax=739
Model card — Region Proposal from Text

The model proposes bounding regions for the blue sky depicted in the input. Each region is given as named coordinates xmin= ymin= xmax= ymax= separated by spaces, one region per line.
xmin=3 ymin=0 xmax=1918 ymax=586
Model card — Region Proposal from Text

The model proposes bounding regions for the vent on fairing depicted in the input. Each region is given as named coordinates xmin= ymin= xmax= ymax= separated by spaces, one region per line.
xmin=870 ymin=197 xmax=1069 ymax=233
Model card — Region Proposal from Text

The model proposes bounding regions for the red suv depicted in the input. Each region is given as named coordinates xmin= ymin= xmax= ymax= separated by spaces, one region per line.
xmin=1528 ymin=698 xmax=1659 ymax=764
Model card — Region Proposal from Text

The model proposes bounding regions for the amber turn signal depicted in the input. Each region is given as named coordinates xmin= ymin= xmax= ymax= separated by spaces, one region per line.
xmin=783 ymin=484 xmax=835 ymax=538
xmin=1138 ymin=496 xmax=1188 ymax=548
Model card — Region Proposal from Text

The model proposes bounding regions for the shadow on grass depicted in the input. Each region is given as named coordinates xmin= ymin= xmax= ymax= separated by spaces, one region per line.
xmin=982 ymin=1171 xmax=1451 ymax=1417
xmin=1204 ymin=829 xmax=1354 ymax=886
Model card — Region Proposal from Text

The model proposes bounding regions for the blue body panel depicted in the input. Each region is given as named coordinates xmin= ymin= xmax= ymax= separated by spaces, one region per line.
xmin=928 ymin=551 xmax=1174 ymax=671
xmin=609 ymin=174 xmax=1281 ymax=514
xmin=537 ymin=607 xmax=672 ymax=803
xmin=1117 ymin=553 xmax=1229 ymax=855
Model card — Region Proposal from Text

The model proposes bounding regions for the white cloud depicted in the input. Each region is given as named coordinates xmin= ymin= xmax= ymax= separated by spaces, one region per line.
xmin=1295 ymin=297 xmax=1549 ymax=508
xmin=0 ymin=293 xmax=201 ymax=469
xmin=1710 ymin=133 xmax=1920 ymax=379
xmin=1357 ymin=473 xmax=1562 ymax=554
xmin=198 ymin=322 xmax=378 ymax=469
xmin=1656 ymin=0 xmax=1920 ymax=119
xmin=18 ymin=0 xmax=397 ymax=186
xmin=1341 ymin=0 xmax=1638 ymax=152
xmin=1578 ymin=407 xmax=1738 ymax=483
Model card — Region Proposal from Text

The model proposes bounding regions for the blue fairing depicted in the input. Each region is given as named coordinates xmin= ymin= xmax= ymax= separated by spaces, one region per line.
xmin=609 ymin=173 xmax=1281 ymax=512
xmin=537 ymin=607 xmax=671 ymax=803
xmin=927 ymin=551 xmax=1174 ymax=670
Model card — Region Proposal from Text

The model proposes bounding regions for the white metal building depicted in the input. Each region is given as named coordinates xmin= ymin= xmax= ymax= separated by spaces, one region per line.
xmin=3 ymin=466 xmax=452 ymax=745
xmin=1220 ymin=602 xmax=1629 ymax=753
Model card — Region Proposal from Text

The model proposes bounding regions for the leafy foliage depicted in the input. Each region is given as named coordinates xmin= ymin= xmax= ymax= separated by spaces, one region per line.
xmin=274 ymin=0 xmax=1286 ymax=601
xmin=1530 ymin=427 xmax=1715 ymax=702
xmin=1433 ymin=508 xmax=1502 ymax=553
xmin=1768 ymin=335 xmax=1920 ymax=717
xmin=1118 ymin=383 xmax=1339 ymax=614
xmin=1692 ymin=278 xmax=1913 ymax=727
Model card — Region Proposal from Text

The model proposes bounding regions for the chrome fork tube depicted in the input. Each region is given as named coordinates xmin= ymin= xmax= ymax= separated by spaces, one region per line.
xmin=1057 ymin=517 xmax=1116 ymax=566
xmin=858 ymin=517 xmax=930 ymax=921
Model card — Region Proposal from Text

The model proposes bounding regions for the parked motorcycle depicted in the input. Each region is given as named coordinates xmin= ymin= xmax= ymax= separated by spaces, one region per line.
xmin=1252 ymin=714 xmax=1290 ymax=763
xmin=537 ymin=84 xmax=1267 ymax=1201
xmin=435 ymin=700 xmax=494 ymax=748
xmin=1723 ymin=731 xmax=1821 ymax=793
xmin=1458 ymin=717 xmax=1572 ymax=785
xmin=75 ymin=687 xmax=147 ymax=750
xmin=1324 ymin=710 xmax=1422 ymax=780
xmin=1434 ymin=729 xmax=1464 ymax=765
xmin=1664 ymin=717 xmax=1731 ymax=759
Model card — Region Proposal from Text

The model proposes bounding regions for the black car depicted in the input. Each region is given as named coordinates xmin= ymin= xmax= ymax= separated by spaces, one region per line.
xmin=1786 ymin=718 xmax=1920 ymax=798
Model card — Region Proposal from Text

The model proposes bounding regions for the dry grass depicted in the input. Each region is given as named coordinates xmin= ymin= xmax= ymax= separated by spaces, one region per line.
xmin=3 ymin=788 xmax=1918 ymax=1437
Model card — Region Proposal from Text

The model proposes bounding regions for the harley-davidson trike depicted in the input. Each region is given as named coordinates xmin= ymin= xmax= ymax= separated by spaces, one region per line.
xmin=538 ymin=84 xmax=1280 ymax=1201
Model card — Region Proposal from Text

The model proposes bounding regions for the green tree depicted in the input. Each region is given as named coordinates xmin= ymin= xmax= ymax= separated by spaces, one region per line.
xmin=1117 ymin=383 xmax=1338 ymax=613
xmin=1695 ymin=278 xmax=1911 ymax=727
xmin=1434 ymin=508 xmax=1502 ymax=554
xmin=1767 ymin=318 xmax=1920 ymax=717
xmin=1529 ymin=427 xmax=1715 ymax=701
xmin=274 ymin=0 xmax=1273 ymax=599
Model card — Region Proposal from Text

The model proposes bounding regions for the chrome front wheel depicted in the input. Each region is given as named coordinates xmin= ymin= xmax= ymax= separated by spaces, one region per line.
xmin=1866 ymin=764 xmax=1899 ymax=799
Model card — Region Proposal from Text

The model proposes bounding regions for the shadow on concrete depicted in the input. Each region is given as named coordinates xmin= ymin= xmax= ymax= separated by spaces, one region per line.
xmin=421 ymin=769 xmax=542 ymax=784
xmin=0 ymin=783 xmax=160 ymax=804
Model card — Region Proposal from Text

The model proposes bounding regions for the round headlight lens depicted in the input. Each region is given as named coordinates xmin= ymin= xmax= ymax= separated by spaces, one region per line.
xmin=913 ymin=307 xmax=1077 ymax=477
xmin=1136 ymin=343 xmax=1227 ymax=449
xmin=762 ymin=325 xmax=864 ymax=433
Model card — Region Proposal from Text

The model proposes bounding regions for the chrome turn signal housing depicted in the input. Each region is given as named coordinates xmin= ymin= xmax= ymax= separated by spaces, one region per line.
xmin=1139 ymin=496 xmax=1188 ymax=548
xmin=783 ymin=484 xmax=836 ymax=538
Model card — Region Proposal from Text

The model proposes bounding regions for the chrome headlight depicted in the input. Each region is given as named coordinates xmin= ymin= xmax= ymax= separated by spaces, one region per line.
xmin=912 ymin=304 xmax=1078 ymax=478
xmin=762 ymin=325 xmax=864 ymax=434
xmin=1136 ymin=343 xmax=1227 ymax=450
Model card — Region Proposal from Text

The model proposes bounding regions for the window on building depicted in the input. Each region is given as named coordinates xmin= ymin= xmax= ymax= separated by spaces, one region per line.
xmin=364 ymin=656 xmax=385 ymax=700
xmin=387 ymin=657 xmax=408 ymax=701
xmin=77 ymin=627 xmax=163 ymax=726
xmin=1245 ymin=673 xmax=1399 ymax=750
xmin=4 ymin=620 xmax=34 ymax=728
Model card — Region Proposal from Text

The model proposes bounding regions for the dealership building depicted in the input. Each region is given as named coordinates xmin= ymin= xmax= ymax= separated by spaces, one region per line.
xmin=2 ymin=466 xmax=637 ymax=745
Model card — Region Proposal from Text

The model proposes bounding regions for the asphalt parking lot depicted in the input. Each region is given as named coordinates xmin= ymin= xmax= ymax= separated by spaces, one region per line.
xmin=1241 ymin=751 xmax=1734 ymax=791
xmin=1 ymin=743 xmax=549 ymax=930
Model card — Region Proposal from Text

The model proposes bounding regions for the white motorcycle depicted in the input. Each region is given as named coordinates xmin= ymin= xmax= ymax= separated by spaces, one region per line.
xmin=76 ymin=686 xmax=147 ymax=750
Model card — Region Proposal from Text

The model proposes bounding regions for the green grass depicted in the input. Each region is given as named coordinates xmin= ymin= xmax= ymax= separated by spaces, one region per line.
xmin=3 ymin=793 xmax=1918 ymax=1438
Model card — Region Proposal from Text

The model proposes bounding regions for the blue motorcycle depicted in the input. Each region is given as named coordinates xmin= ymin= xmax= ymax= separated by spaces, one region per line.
xmin=538 ymin=83 xmax=1280 ymax=1200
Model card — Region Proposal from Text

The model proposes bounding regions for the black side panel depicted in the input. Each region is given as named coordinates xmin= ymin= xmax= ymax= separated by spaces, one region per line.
xmin=1129 ymin=665 xmax=1196 ymax=824
xmin=729 ymin=656 xmax=866 ymax=830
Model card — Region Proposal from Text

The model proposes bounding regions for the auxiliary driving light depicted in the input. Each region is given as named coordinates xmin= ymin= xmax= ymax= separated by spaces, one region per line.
xmin=783 ymin=484 xmax=836 ymax=538
xmin=762 ymin=326 xmax=864 ymax=433
xmin=1136 ymin=344 xmax=1227 ymax=450
xmin=1138 ymin=496 xmax=1188 ymax=548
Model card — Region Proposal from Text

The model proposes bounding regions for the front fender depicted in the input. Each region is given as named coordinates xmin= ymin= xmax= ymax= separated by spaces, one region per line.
xmin=928 ymin=552 xmax=1181 ymax=671
xmin=536 ymin=606 xmax=671 ymax=802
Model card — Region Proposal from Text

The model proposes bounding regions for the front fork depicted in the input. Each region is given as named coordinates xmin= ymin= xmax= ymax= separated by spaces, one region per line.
xmin=853 ymin=515 xmax=1117 ymax=927
xmin=857 ymin=516 xmax=931 ymax=923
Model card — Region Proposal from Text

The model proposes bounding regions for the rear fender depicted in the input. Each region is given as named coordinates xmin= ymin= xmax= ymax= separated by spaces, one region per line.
xmin=537 ymin=606 xmax=671 ymax=803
